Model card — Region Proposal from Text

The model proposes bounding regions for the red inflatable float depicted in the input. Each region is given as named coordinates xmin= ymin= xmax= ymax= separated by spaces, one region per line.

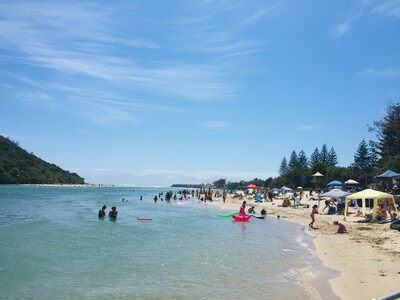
xmin=232 ymin=214 xmax=251 ymax=221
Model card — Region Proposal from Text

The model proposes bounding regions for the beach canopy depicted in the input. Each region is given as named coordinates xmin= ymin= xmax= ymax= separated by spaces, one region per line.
xmin=345 ymin=179 xmax=359 ymax=185
xmin=344 ymin=189 xmax=398 ymax=220
xmin=373 ymin=169 xmax=400 ymax=179
xmin=246 ymin=184 xmax=257 ymax=189
xmin=327 ymin=180 xmax=343 ymax=187
xmin=320 ymin=189 xmax=351 ymax=199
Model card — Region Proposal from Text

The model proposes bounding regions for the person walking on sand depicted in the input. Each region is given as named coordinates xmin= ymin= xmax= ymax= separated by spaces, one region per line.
xmin=309 ymin=204 xmax=318 ymax=228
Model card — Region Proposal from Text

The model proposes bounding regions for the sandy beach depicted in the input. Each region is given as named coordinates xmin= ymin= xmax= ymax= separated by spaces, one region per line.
xmin=209 ymin=193 xmax=400 ymax=300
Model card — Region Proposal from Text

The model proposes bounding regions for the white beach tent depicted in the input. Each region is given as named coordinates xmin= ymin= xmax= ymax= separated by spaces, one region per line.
xmin=344 ymin=189 xmax=398 ymax=220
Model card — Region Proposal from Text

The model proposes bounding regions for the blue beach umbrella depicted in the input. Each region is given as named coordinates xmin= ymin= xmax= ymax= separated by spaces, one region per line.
xmin=327 ymin=180 xmax=342 ymax=187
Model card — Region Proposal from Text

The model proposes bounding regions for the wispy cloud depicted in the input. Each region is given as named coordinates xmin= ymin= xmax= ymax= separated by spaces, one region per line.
xmin=199 ymin=121 xmax=232 ymax=130
xmin=1 ymin=1 xmax=267 ymax=125
xmin=240 ymin=3 xmax=280 ymax=25
xmin=331 ymin=22 xmax=351 ymax=37
xmin=297 ymin=125 xmax=323 ymax=131
xmin=356 ymin=66 xmax=400 ymax=77
xmin=371 ymin=1 xmax=400 ymax=17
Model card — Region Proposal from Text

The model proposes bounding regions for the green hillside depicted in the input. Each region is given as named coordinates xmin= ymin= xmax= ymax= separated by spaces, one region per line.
xmin=0 ymin=135 xmax=85 ymax=184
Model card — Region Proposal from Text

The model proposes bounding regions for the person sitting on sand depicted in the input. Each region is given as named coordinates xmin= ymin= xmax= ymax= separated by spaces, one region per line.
xmin=376 ymin=205 xmax=388 ymax=221
xmin=248 ymin=206 xmax=256 ymax=214
xmin=279 ymin=198 xmax=291 ymax=207
xmin=333 ymin=220 xmax=347 ymax=233
xmin=98 ymin=205 xmax=106 ymax=218
xmin=355 ymin=210 xmax=363 ymax=217
xmin=309 ymin=205 xmax=318 ymax=228
xmin=260 ymin=208 xmax=267 ymax=215
xmin=239 ymin=201 xmax=247 ymax=216
xmin=109 ymin=206 xmax=118 ymax=220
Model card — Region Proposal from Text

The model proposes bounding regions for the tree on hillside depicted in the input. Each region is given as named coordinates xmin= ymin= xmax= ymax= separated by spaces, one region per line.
xmin=327 ymin=147 xmax=338 ymax=166
xmin=369 ymin=103 xmax=400 ymax=168
xmin=310 ymin=147 xmax=320 ymax=165
xmin=320 ymin=144 xmax=329 ymax=165
xmin=297 ymin=150 xmax=308 ymax=169
xmin=288 ymin=151 xmax=298 ymax=169
xmin=279 ymin=157 xmax=288 ymax=175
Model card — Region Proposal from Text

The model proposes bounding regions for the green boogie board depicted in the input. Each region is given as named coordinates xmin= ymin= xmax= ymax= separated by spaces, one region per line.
xmin=218 ymin=211 xmax=240 ymax=218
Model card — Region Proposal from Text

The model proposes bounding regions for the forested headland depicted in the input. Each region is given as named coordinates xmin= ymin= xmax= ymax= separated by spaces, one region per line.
xmin=0 ymin=135 xmax=85 ymax=184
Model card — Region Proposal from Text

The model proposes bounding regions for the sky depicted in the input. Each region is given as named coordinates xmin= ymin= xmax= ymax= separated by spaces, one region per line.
xmin=0 ymin=0 xmax=399 ymax=186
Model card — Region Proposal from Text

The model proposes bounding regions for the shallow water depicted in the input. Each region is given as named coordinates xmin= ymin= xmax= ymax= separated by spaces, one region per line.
xmin=0 ymin=186 xmax=336 ymax=299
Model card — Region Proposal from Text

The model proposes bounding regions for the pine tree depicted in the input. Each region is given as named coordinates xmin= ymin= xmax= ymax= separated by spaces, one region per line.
xmin=310 ymin=147 xmax=320 ymax=166
xmin=353 ymin=139 xmax=377 ymax=169
xmin=327 ymin=147 xmax=338 ymax=166
xmin=369 ymin=103 xmax=400 ymax=166
xmin=279 ymin=157 xmax=288 ymax=175
xmin=288 ymin=151 xmax=298 ymax=169
xmin=297 ymin=150 xmax=308 ymax=169
xmin=320 ymin=144 xmax=329 ymax=165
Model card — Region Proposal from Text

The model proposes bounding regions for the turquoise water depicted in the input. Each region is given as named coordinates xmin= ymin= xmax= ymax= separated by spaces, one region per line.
xmin=0 ymin=186 xmax=334 ymax=299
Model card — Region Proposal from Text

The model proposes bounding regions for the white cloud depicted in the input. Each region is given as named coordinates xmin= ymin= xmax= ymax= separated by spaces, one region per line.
xmin=200 ymin=121 xmax=231 ymax=130
xmin=331 ymin=22 xmax=351 ymax=36
xmin=297 ymin=125 xmax=323 ymax=131
xmin=0 ymin=1 xmax=256 ymax=125
xmin=371 ymin=1 xmax=400 ymax=17
xmin=356 ymin=67 xmax=400 ymax=77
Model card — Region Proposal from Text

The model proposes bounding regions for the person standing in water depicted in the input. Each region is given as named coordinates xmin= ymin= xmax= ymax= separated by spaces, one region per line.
xmin=98 ymin=205 xmax=106 ymax=218
xmin=239 ymin=201 xmax=247 ymax=216
xmin=109 ymin=206 xmax=118 ymax=220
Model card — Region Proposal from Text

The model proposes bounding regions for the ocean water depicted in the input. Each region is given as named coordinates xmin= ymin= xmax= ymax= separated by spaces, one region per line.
xmin=0 ymin=186 xmax=337 ymax=299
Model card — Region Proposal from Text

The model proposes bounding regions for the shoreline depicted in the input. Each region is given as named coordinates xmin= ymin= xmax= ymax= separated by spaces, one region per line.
xmin=208 ymin=193 xmax=400 ymax=300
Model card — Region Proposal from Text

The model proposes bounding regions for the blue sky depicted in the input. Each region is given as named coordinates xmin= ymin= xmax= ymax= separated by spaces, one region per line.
xmin=1 ymin=0 xmax=399 ymax=186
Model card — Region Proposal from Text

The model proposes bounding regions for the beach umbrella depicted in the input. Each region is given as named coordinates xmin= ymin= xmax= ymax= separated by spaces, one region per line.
xmin=245 ymin=188 xmax=254 ymax=194
xmin=246 ymin=184 xmax=257 ymax=189
xmin=345 ymin=179 xmax=359 ymax=185
xmin=327 ymin=180 xmax=343 ymax=187
xmin=312 ymin=172 xmax=324 ymax=177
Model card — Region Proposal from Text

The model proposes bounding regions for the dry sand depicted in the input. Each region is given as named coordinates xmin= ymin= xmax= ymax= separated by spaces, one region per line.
xmin=209 ymin=193 xmax=400 ymax=300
